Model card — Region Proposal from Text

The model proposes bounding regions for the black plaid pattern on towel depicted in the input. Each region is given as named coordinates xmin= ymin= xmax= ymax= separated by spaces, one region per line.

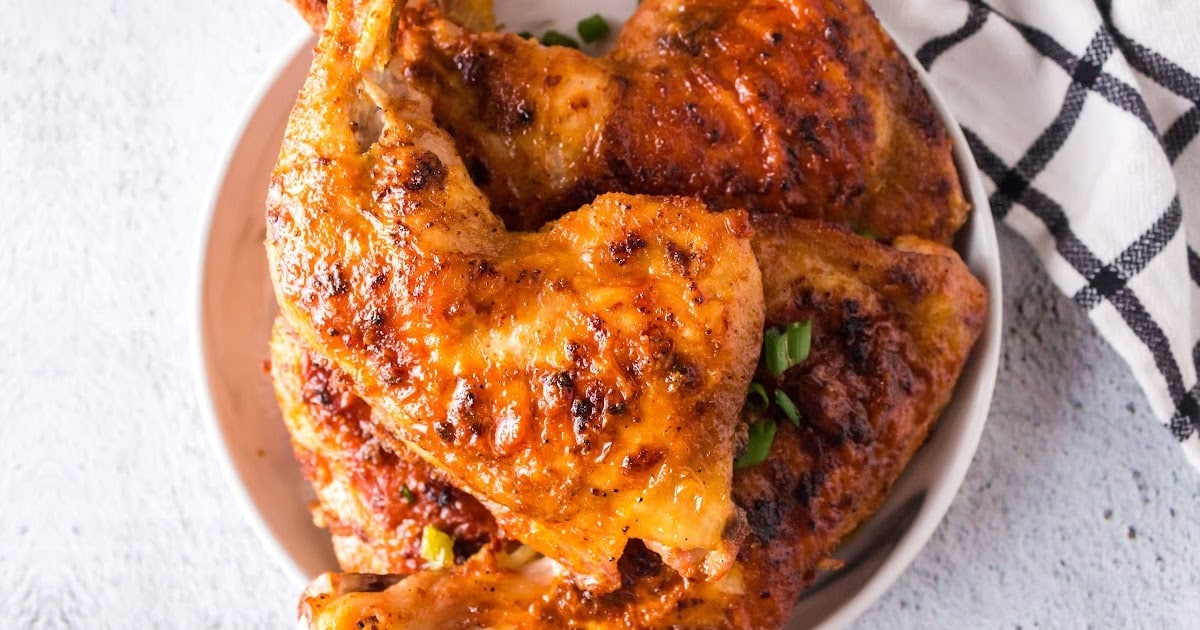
xmin=871 ymin=0 xmax=1200 ymax=469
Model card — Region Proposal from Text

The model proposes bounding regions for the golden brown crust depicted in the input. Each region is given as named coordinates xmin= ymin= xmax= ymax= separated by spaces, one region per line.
xmin=286 ymin=0 xmax=330 ymax=31
xmin=285 ymin=0 xmax=496 ymax=31
xmin=728 ymin=218 xmax=987 ymax=626
xmin=389 ymin=0 xmax=967 ymax=243
xmin=269 ymin=320 xmax=499 ymax=573
xmin=294 ymin=222 xmax=987 ymax=629
xmin=267 ymin=0 xmax=764 ymax=592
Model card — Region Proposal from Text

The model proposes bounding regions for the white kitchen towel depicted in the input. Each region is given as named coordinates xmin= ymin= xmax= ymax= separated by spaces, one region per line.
xmin=872 ymin=0 xmax=1200 ymax=469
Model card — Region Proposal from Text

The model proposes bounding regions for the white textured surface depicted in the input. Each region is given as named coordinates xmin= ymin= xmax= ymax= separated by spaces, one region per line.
xmin=0 ymin=1 xmax=1196 ymax=628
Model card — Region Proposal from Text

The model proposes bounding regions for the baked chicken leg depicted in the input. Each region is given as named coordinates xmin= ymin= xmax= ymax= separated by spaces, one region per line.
xmin=266 ymin=0 xmax=764 ymax=592
xmin=369 ymin=0 xmax=968 ymax=243
xmin=292 ymin=220 xmax=988 ymax=629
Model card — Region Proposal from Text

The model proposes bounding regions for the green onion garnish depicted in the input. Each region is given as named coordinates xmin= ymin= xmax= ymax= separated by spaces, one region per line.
xmin=400 ymin=484 xmax=416 ymax=504
xmin=856 ymin=229 xmax=877 ymax=240
xmin=774 ymin=389 xmax=801 ymax=426
xmin=785 ymin=320 xmax=812 ymax=365
xmin=419 ymin=525 xmax=455 ymax=568
xmin=516 ymin=31 xmax=534 ymax=40
xmin=764 ymin=320 xmax=812 ymax=376
xmin=540 ymin=30 xmax=580 ymax=49
xmin=746 ymin=382 xmax=769 ymax=411
xmin=577 ymin=14 xmax=611 ymax=43
xmin=764 ymin=328 xmax=789 ymax=376
xmin=734 ymin=420 xmax=777 ymax=470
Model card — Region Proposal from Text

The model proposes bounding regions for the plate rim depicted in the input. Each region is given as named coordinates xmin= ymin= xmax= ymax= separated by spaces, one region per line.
xmin=805 ymin=37 xmax=1004 ymax=628
xmin=192 ymin=30 xmax=318 ymax=587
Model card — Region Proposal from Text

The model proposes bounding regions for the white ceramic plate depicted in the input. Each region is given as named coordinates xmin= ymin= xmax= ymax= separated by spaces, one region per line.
xmin=195 ymin=5 xmax=1002 ymax=627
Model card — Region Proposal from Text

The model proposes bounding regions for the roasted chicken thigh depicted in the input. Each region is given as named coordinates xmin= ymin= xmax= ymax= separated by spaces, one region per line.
xmin=289 ymin=0 xmax=968 ymax=243
xmin=288 ymin=220 xmax=987 ymax=629
xmin=266 ymin=0 xmax=764 ymax=591
xmin=372 ymin=0 xmax=967 ymax=243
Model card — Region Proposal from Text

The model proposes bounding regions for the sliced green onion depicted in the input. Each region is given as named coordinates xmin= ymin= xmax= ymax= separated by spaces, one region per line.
xmin=764 ymin=327 xmax=789 ymax=377
xmin=540 ymin=30 xmax=580 ymax=49
xmin=764 ymin=320 xmax=812 ymax=377
xmin=516 ymin=31 xmax=534 ymax=40
xmin=774 ymin=389 xmax=802 ymax=426
xmin=746 ymin=382 xmax=769 ymax=411
xmin=734 ymin=420 xmax=777 ymax=470
xmin=400 ymin=484 xmax=416 ymax=504
xmin=577 ymin=14 xmax=611 ymax=43
xmin=785 ymin=320 xmax=812 ymax=365
xmin=856 ymin=229 xmax=877 ymax=240
xmin=420 ymin=525 xmax=456 ymax=568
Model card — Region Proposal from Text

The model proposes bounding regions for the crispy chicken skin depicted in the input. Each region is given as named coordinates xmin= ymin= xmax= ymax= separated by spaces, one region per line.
xmin=269 ymin=321 xmax=499 ymax=574
xmin=296 ymin=221 xmax=988 ymax=629
xmin=286 ymin=0 xmax=331 ymax=31
xmin=266 ymin=0 xmax=765 ymax=592
xmin=366 ymin=0 xmax=967 ymax=243
xmin=286 ymin=0 xmax=495 ymax=31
